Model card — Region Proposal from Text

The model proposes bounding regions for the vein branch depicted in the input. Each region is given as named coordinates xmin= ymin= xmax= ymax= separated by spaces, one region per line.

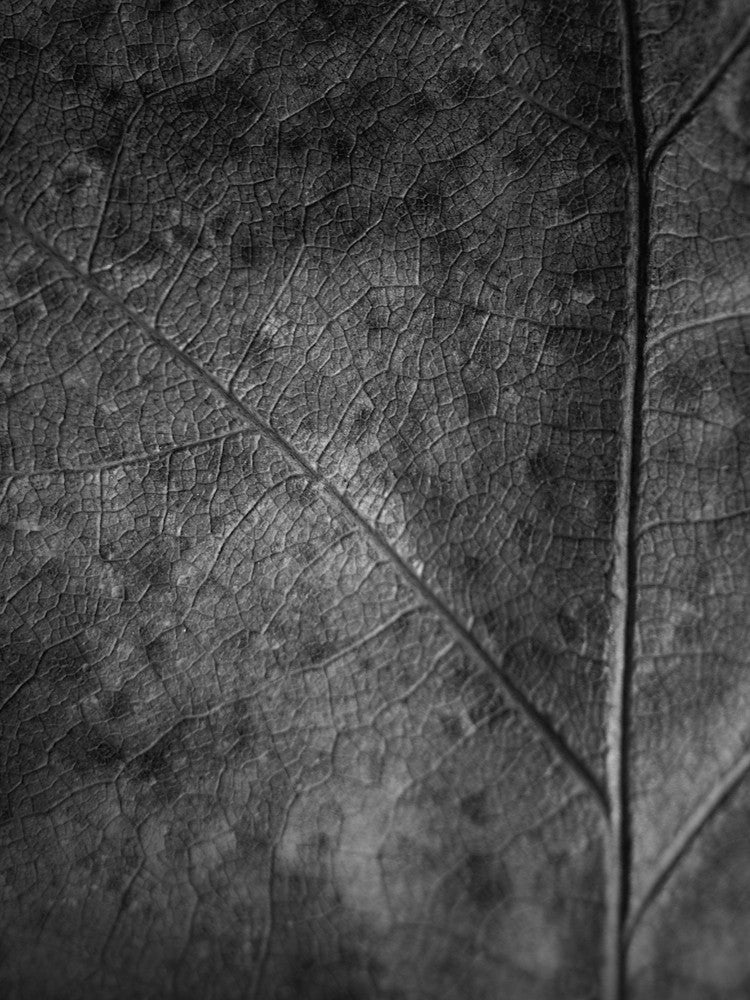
xmin=626 ymin=745 xmax=750 ymax=939
xmin=646 ymin=14 xmax=750 ymax=169
xmin=0 ymin=203 xmax=607 ymax=813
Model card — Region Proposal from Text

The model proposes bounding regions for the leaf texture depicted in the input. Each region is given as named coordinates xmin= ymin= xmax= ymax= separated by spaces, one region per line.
xmin=0 ymin=1 xmax=748 ymax=998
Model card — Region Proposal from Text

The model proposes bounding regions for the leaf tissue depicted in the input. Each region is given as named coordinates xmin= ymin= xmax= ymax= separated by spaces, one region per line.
xmin=1 ymin=1 xmax=750 ymax=997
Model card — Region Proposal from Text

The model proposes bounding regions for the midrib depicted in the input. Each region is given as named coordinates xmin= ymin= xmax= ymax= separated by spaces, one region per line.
xmin=604 ymin=2 xmax=650 ymax=998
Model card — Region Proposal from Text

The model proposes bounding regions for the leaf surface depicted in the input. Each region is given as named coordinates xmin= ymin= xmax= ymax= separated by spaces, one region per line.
xmin=0 ymin=1 xmax=748 ymax=998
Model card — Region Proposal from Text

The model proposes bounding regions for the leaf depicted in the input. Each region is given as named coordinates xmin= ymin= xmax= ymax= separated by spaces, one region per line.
xmin=0 ymin=1 xmax=748 ymax=997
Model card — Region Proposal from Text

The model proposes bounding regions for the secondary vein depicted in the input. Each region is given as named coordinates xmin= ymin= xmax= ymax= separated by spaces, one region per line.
xmin=625 ymin=743 xmax=750 ymax=941
xmin=646 ymin=14 xmax=750 ymax=169
xmin=0 ymin=203 xmax=607 ymax=814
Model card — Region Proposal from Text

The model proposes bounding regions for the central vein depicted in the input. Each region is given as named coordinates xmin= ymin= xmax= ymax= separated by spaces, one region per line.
xmin=605 ymin=1 xmax=649 ymax=998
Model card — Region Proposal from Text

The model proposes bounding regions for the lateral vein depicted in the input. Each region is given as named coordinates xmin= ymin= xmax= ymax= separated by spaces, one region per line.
xmin=0 ymin=203 xmax=608 ymax=813
xmin=646 ymin=15 xmax=750 ymax=168
xmin=626 ymin=744 xmax=750 ymax=940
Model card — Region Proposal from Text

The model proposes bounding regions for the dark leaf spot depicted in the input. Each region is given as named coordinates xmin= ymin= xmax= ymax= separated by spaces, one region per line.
xmin=305 ymin=640 xmax=333 ymax=664
xmin=0 ymin=38 xmax=40 ymax=75
xmin=103 ymin=688 xmax=131 ymax=720
xmin=145 ymin=635 xmax=171 ymax=674
xmin=14 ymin=264 xmax=39 ymax=296
xmin=71 ymin=62 xmax=93 ymax=86
xmin=231 ymin=223 xmax=258 ymax=269
xmin=74 ymin=0 xmax=114 ymax=35
xmin=460 ymin=790 xmax=489 ymax=826
xmin=285 ymin=476 xmax=316 ymax=504
xmin=439 ymin=714 xmax=463 ymax=740
xmin=133 ymin=548 xmax=173 ymax=588
xmin=61 ymin=723 xmax=123 ymax=773
xmin=557 ymin=609 xmax=581 ymax=645
xmin=464 ymin=852 xmax=510 ymax=909
xmin=172 ymin=224 xmax=196 ymax=249
xmin=56 ymin=170 xmax=89 ymax=196
xmin=445 ymin=64 xmax=481 ymax=102
xmin=146 ymin=0 xmax=177 ymax=21
xmin=89 ymin=129 xmax=123 ymax=166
